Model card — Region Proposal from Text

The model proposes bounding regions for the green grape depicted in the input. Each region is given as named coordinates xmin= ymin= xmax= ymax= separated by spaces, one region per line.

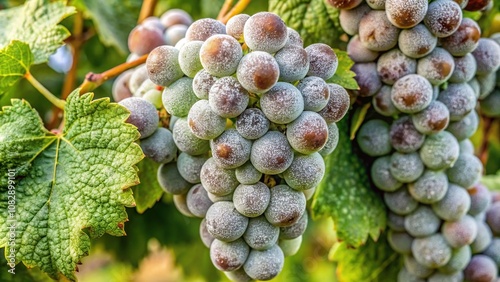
xmin=408 ymin=170 xmax=448 ymax=204
xmin=412 ymin=234 xmax=452 ymax=268
xmin=208 ymin=76 xmax=249 ymax=118
xmin=280 ymin=212 xmax=308 ymax=240
xmin=283 ymin=152 xmax=325 ymax=191
xmin=233 ymin=182 xmax=270 ymax=218
xmin=176 ymin=152 xmax=208 ymax=184
xmin=118 ymin=97 xmax=159 ymax=139
xmin=236 ymin=51 xmax=280 ymax=94
xmin=146 ymin=46 xmax=183 ymax=86
xmin=260 ymin=82 xmax=304 ymax=124
xmin=427 ymin=272 xmax=463 ymax=282
xmin=419 ymin=131 xmax=459 ymax=170
xmin=371 ymin=156 xmax=403 ymax=192
xmin=358 ymin=10 xmax=400 ymax=51
xmin=390 ymin=115 xmax=425 ymax=153
xmin=446 ymin=110 xmax=479 ymax=141
xmin=210 ymin=238 xmax=249 ymax=271
xmin=459 ymin=139 xmax=475 ymax=155
xmin=404 ymin=205 xmax=441 ymax=237
xmin=178 ymin=40 xmax=203 ymax=78
xmin=357 ymin=119 xmax=392 ymax=157
xmin=472 ymin=38 xmax=500 ymax=75
xmin=442 ymin=215 xmax=478 ymax=248
xmin=468 ymin=78 xmax=481 ymax=99
xmin=305 ymin=43 xmax=338 ymax=80
xmin=388 ymin=211 xmax=406 ymax=231
xmin=162 ymin=77 xmax=199 ymax=117
xmin=200 ymin=34 xmax=243 ymax=77
xmin=265 ymin=184 xmax=306 ymax=227
xmin=243 ymin=244 xmax=284 ymax=281
xmin=472 ymin=220 xmax=493 ymax=254
xmin=286 ymin=111 xmax=328 ymax=154
xmin=235 ymin=161 xmax=262 ymax=185
xmin=140 ymin=127 xmax=177 ymax=163
xmin=390 ymin=152 xmax=424 ymax=183
xmin=206 ymin=191 xmax=233 ymax=203
xmin=385 ymin=0 xmax=428 ymax=28
xmin=391 ymin=74 xmax=433 ymax=114
xmin=388 ymin=230 xmax=414 ymax=254
xmin=251 ymin=131 xmax=294 ymax=175
xmin=172 ymin=117 xmax=210 ymax=155
xmin=142 ymin=89 xmax=162 ymax=109
xmin=480 ymin=89 xmax=500 ymax=117
xmin=424 ymin=0 xmax=462 ymax=37
xmin=206 ymin=201 xmax=248 ymax=242
xmin=200 ymin=158 xmax=239 ymax=196
xmin=377 ymin=49 xmax=417 ymax=85
xmin=411 ymin=100 xmax=450 ymax=135
xmin=384 ymin=186 xmax=419 ymax=215
xmin=432 ymin=184 xmax=471 ymax=221
xmin=477 ymin=72 xmax=496 ymax=100
xmin=224 ymin=268 xmax=252 ymax=282
xmin=243 ymin=12 xmax=288 ymax=54
xmin=192 ymin=69 xmax=218 ymax=100
xmin=438 ymin=245 xmax=471 ymax=274
xmin=318 ymin=122 xmax=340 ymax=157
xmin=464 ymin=255 xmax=498 ymax=282
xmin=243 ymin=216 xmax=279 ymax=250
xmin=446 ymin=153 xmax=482 ymax=189
xmin=483 ymin=238 xmax=500 ymax=267
xmin=157 ymin=163 xmax=191 ymax=194
xmin=279 ymin=236 xmax=302 ymax=257
xmin=187 ymin=100 xmax=226 ymax=140
xmin=274 ymin=45 xmax=309 ymax=83
xmin=398 ymin=24 xmax=437 ymax=59
xmin=404 ymin=255 xmax=433 ymax=278
xmin=296 ymin=76 xmax=329 ymax=112
xmin=397 ymin=268 xmax=425 ymax=282
xmin=185 ymin=18 xmax=225 ymax=41
xmin=186 ymin=184 xmax=213 ymax=218
xmin=210 ymin=129 xmax=252 ymax=169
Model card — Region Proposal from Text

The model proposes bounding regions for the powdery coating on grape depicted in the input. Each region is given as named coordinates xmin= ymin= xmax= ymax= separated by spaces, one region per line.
xmin=200 ymin=218 xmax=215 ymax=248
xmin=235 ymin=162 xmax=262 ymax=185
xmin=408 ymin=170 xmax=448 ymax=204
xmin=235 ymin=108 xmax=270 ymax=140
xmin=224 ymin=268 xmax=253 ymax=282
xmin=210 ymin=129 xmax=252 ymax=169
xmin=390 ymin=115 xmax=426 ymax=153
xmin=442 ymin=215 xmax=478 ymax=248
xmin=405 ymin=206 xmax=441 ymax=237
xmin=404 ymin=255 xmax=434 ymax=278
xmin=187 ymin=100 xmax=226 ymax=140
xmin=339 ymin=3 xmax=371 ymax=36
xmin=146 ymin=46 xmax=184 ymax=87
xmin=428 ymin=271 xmax=464 ymax=282
xmin=142 ymin=16 xmax=164 ymax=32
xmin=280 ymin=212 xmax=308 ymax=240
xmin=274 ymin=45 xmax=309 ymax=82
xmin=128 ymin=25 xmax=165 ymax=55
xmin=371 ymin=156 xmax=403 ymax=192
xmin=243 ymin=12 xmax=288 ymax=54
xmin=285 ymin=27 xmax=303 ymax=47
xmin=483 ymin=238 xmax=500 ymax=266
xmin=351 ymin=63 xmax=382 ymax=97
xmin=359 ymin=10 xmax=400 ymax=52
xmin=305 ymin=43 xmax=338 ymax=80
xmin=398 ymin=24 xmax=438 ymax=59
xmin=390 ymin=152 xmax=424 ymax=183
xmin=129 ymin=65 xmax=149 ymax=95
xmin=397 ymin=268 xmax=425 ymax=282
xmin=118 ymin=97 xmax=159 ymax=139
xmin=366 ymin=0 xmax=385 ymax=9
xmin=251 ymin=131 xmax=294 ymax=175
xmin=173 ymin=193 xmax=195 ymax=217
xmin=185 ymin=18 xmax=226 ymax=41
xmin=424 ymin=0 xmax=463 ymax=38
xmin=487 ymin=202 xmax=500 ymax=235
xmin=347 ymin=35 xmax=380 ymax=63
xmin=140 ymin=127 xmax=177 ymax=163
xmin=287 ymin=111 xmax=329 ymax=154
xmin=357 ymin=119 xmax=392 ymax=157
xmin=164 ymin=24 xmax=188 ymax=46
xmin=318 ymin=122 xmax=340 ymax=157
xmin=325 ymin=0 xmax=363 ymax=9
xmin=432 ymin=183 xmax=471 ymax=221
xmin=134 ymin=78 xmax=156 ymax=98
xmin=186 ymin=184 xmax=213 ymax=218
xmin=372 ymin=85 xmax=400 ymax=117
xmin=417 ymin=48 xmax=455 ymax=85
xmin=477 ymin=72 xmax=496 ymax=100
xmin=464 ymin=255 xmax=498 ymax=282
xmin=162 ymin=77 xmax=199 ymax=117
xmin=469 ymin=183 xmax=493 ymax=216
xmin=377 ymin=49 xmax=417 ymax=85
xmin=437 ymin=83 xmax=476 ymax=121
xmin=176 ymin=152 xmax=208 ymax=184
xmin=449 ymin=53 xmax=477 ymax=83
xmin=279 ymin=236 xmax=302 ymax=257
xmin=174 ymin=38 xmax=187 ymax=49
xmin=419 ymin=131 xmax=459 ymax=170
xmin=265 ymin=184 xmax=306 ymax=227
xmin=472 ymin=220 xmax=493 ymax=253
xmin=388 ymin=230 xmax=414 ymax=254
xmin=172 ymin=117 xmax=210 ymax=155
xmin=295 ymin=77 xmax=329 ymax=112
xmin=160 ymin=9 xmax=193 ymax=28
xmin=207 ymin=191 xmax=233 ymax=203
xmin=209 ymin=76 xmax=249 ymax=118
xmin=283 ymin=153 xmax=325 ymax=191
xmin=243 ymin=244 xmax=284 ymax=281
xmin=225 ymin=14 xmax=249 ymax=42
xmin=210 ymin=238 xmax=249 ymax=271
xmin=112 ymin=70 xmax=133 ymax=102
xmin=411 ymin=101 xmax=450 ymax=135
xmin=193 ymin=69 xmax=218 ymax=100
xmin=384 ymin=186 xmax=419 ymax=215
xmin=447 ymin=153 xmax=482 ymax=189
xmin=480 ymin=89 xmax=500 ymax=117
xmin=388 ymin=211 xmax=406 ymax=232
xmin=178 ymin=40 xmax=203 ymax=78
xmin=157 ymin=163 xmax=191 ymax=194
xmin=318 ymin=83 xmax=350 ymax=123
xmin=260 ymin=82 xmax=304 ymax=124
xmin=200 ymin=158 xmax=239 ymax=196
xmin=200 ymin=34 xmax=243 ymax=77
xmin=440 ymin=18 xmax=481 ymax=57
xmin=438 ymin=245 xmax=471 ymax=274
xmin=243 ymin=216 xmax=279 ymax=250
xmin=386 ymin=0 xmax=428 ymax=28
xmin=472 ymin=38 xmax=500 ymax=75
xmin=206 ymin=201 xmax=249 ymax=242
xmin=143 ymin=89 xmax=162 ymax=109
xmin=236 ymin=51 xmax=280 ymax=94
xmin=233 ymin=182 xmax=270 ymax=218
xmin=412 ymin=234 xmax=452 ymax=268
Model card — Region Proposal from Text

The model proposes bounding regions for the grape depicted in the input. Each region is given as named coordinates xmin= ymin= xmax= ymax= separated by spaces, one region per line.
xmin=480 ymin=89 xmax=500 ymax=117
xmin=296 ymin=77 xmax=329 ymax=112
xmin=325 ymin=0 xmax=363 ymax=9
xmin=465 ymin=0 xmax=492 ymax=11
xmin=178 ymin=40 xmax=203 ymax=78
xmin=302 ymin=187 xmax=316 ymax=201
xmin=185 ymin=18 xmax=226 ymax=41
xmin=235 ymin=108 xmax=270 ymax=140
xmin=162 ymin=77 xmax=199 ymax=117
xmin=210 ymin=129 xmax=252 ymax=169
xmin=129 ymin=65 xmax=149 ymax=95
xmin=274 ymin=45 xmax=309 ymax=82
xmin=357 ymin=119 xmax=392 ymax=157
xmin=174 ymin=38 xmax=187 ymax=49
xmin=472 ymin=220 xmax=493 ymax=253
xmin=438 ymin=245 xmax=472 ymax=273
xmin=172 ymin=117 xmax=210 ymax=155
xmin=280 ymin=212 xmax=308 ymax=240
xmin=224 ymin=268 xmax=252 ymax=282
xmin=318 ymin=83 xmax=350 ymax=123
xmin=305 ymin=43 xmax=338 ymax=80
xmin=391 ymin=74 xmax=433 ymax=114
xmin=140 ymin=127 xmax=177 ymax=163
xmin=233 ymin=182 xmax=270 ymax=217
xmin=377 ymin=49 xmax=417 ymax=85
xmin=318 ymin=122 xmax=340 ymax=157
xmin=468 ymin=183 xmax=492 ymax=216
xmin=279 ymin=236 xmax=302 ymax=257
xmin=408 ymin=170 xmax=448 ymax=204
xmin=440 ymin=18 xmax=481 ymax=57
xmin=449 ymin=53 xmax=477 ymax=83
xmin=200 ymin=218 xmax=215 ymax=248
xmin=112 ymin=70 xmax=133 ymax=102
xmin=285 ymin=27 xmax=303 ymax=47
xmin=398 ymin=24 xmax=437 ymax=59
xmin=424 ymin=0 xmax=463 ymax=38
xmin=397 ymin=268 xmax=425 ymax=282
xmin=173 ymin=193 xmax=194 ymax=217
xmin=141 ymin=16 xmax=164 ymax=32
xmin=365 ymin=0 xmax=384 ymax=9
xmin=371 ymin=156 xmax=403 ymax=192
xmin=283 ymin=153 xmax=325 ymax=191
xmin=225 ymin=14 xmax=249 ymax=42
xmin=347 ymin=35 xmax=380 ymax=63
xmin=206 ymin=201 xmax=248 ymax=242
xmin=464 ymin=255 xmax=498 ymax=282
xmin=404 ymin=205 xmax=441 ymax=237
xmin=187 ymin=100 xmax=226 ymax=140
xmin=477 ymin=72 xmax=496 ymax=100
xmin=119 ymin=97 xmax=159 ymax=139
xmin=384 ymin=186 xmax=419 ymax=215
xmin=390 ymin=115 xmax=425 ymax=153
xmin=243 ymin=244 xmax=284 ymax=281
xmin=128 ymin=25 xmax=165 ymax=55
xmin=210 ymin=238 xmax=250 ymax=271
xmin=358 ymin=10 xmax=400 ymax=51
xmin=339 ymin=3 xmax=371 ymax=36
xmin=176 ymin=152 xmax=208 ymax=184
xmin=208 ymin=76 xmax=249 ymax=118
xmin=200 ymin=34 xmax=243 ymax=77
xmin=265 ymin=184 xmax=306 ymax=227
xmin=446 ymin=110 xmax=479 ymax=141
xmin=437 ymin=83 xmax=476 ymax=121
xmin=207 ymin=191 xmax=233 ymax=203
xmin=459 ymin=139 xmax=475 ymax=155
xmin=186 ymin=184 xmax=213 ymax=218
xmin=142 ymin=89 xmax=162 ymax=109
xmin=390 ymin=152 xmax=424 ymax=183
xmin=146 ymin=46 xmax=184 ymax=87
xmin=250 ymin=131 xmax=294 ymax=175
xmin=412 ymin=234 xmax=452 ymax=268
xmin=164 ymin=24 xmax=188 ymax=46
xmin=243 ymin=12 xmax=288 ymax=54
xmin=243 ymin=216 xmax=279 ymax=250
xmin=417 ymin=48 xmax=455 ymax=85
xmin=483 ymin=238 xmax=500 ymax=267
xmin=446 ymin=153 xmax=482 ymax=189
xmin=286 ymin=111 xmax=328 ymax=154
xmin=427 ymin=272 xmax=464 ymax=282
xmin=200 ymin=158 xmax=239 ymax=196
xmin=388 ymin=230 xmax=414 ymax=254
xmin=160 ymin=9 xmax=193 ymax=28
xmin=404 ymin=255 xmax=434 ymax=278
xmin=386 ymin=0 xmax=427 ymax=28
xmin=351 ymin=62 xmax=382 ymax=97
xmin=472 ymin=38 xmax=500 ymax=75
xmin=134 ymin=78 xmax=156 ymax=97
xmin=236 ymin=51 xmax=280 ymax=94
xmin=157 ymin=163 xmax=191 ymax=194
xmin=193 ymin=69 xmax=218 ymax=100
xmin=487 ymin=202 xmax=500 ymax=235
xmin=372 ymin=85 xmax=400 ymax=117
xmin=419 ymin=131 xmax=460 ymax=170
xmin=442 ymin=215 xmax=478 ymax=248
xmin=411 ymin=101 xmax=450 ymax=135
xmin=432 ymin=184 xmax=471 ymax=221
xmin=388 ymin=211 xmax=406 ymax=231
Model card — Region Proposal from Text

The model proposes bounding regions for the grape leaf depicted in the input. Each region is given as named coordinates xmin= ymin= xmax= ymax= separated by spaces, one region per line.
xmin=0 ymin=41 xmax=34 ymax=96
xmin=132 ymin=158 xmax=164 ymax=214
xmin=0 ymin=91 xmax=143 ymax=281
xmin=311 ymin=114 xmax=386 ymax=247
xmin=331 ymin=235 xmax=402 ymax=282
xmin=328 ymin=49 xmax=359 ymax=90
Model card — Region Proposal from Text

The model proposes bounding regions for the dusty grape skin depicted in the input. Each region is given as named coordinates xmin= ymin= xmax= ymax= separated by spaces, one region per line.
xmin=391 ymin=74 xmax=433 ymax=114
xmin=186 ymin=184 xmax=213 ymax=218
xmin=178 ymin=40 xmax=203 ymax=78
xmin=140 ymin=127 xmax=177 ymax=163
xmin=446 ymin=153 xmax=482 ymax=189
xmin=176 ymin=152 xmax=208 ymax=184
xmin=200 ymin=34 xmax=243 ymax=77
xmin=157 ymin=163 xmax=191 ymax=195
xmin=208 ymin=76 xmax=249 ymax=118
xmin=318 ymin=83 xmax=350 ymax=123
xmin=250 ymin=131 xmax=294 ymax=175
xmin=172 ymin=117 xmax=210 ymax=155
xmin=397 ymin=268 xmax=425 ymax=282
xmin=129 ymin=65 xmax=149 ymax=95
xmin=318 ymin=122 xmax=340 ymax=157
xmin=437 ymin=83 xmax=476 ymax=121
xmin=192 ymin=69 xmax=218 ymax=100
xmin=187 ymin=100 xmax=226 ymax=140
xmin=351 ymin=62 xmax=382 ymax=97
xmin=143 ymin=89 xmax=162 ymax=108
xmin=442 ymin=215 xmax=478 ymax=248
xmin=347 ymin=35 xmax=379 ymax=63
xmin=225 ymin=14 xmax=249 ymax=42
xmin=390 ymin=152 xmax=424 ymax=183
xmin=477 ymin=72 xmax=497 ymax=100
xmin=141 ymin=16 xmax=164 ymax=32
xmin=173 ymin=193 xmax=195 ymax=217
xmin=446 ymin=110 xmax=479 ymax=142
xmin=371 ymin=156 xmax=403 ymax=192
xmin=210 ymin=238 xmax=250 ymax=271
xmin=206 ymin=201 xmax=248 ymax=242
xmin=200 ymin=218 xmax=215 ymax=248
xmin=128 ymin=25 xmax=165 ymax=55
xmin=279 ymin=236 xmax=303 ymax=257
xmin=280 ymin=212 xmax=308 ymax=240
xmin=388 ymin=230 xmax=414 ymax=254
xmin=404 ymin=255 xmax=433 ymax=278
xmin=411 ymin=101 xmax=449 ymax=135
xmin=386 ymin=0 xmax=427 ymax=29
xmin=233 ymin=182 xmax=270 ymax=218
xmin=243 ymin=244 xmax=284 ymax=281
xmin=146 ymin=46 xmax=184 ymax=87
xmin=384 ymin=186 xmax=419 ymax=215
xmin=408 ymin=170 xmax=448 ymax=204
xmin=372 ymin=85 xmax=400 ymax=117
xmin=236 ymin=51 xmax=280 ymax=94
xmin=427 ymin=271 xmax=464 ymax=282
xmin=449 ymin=53 xmax=477 ymax=83
xmin=259 ymin=82 xmax=304 ymax=124
xmin=283 ymin=152 xmax=325 ymax=191
xmin=243 ymin=12 xmax=288 ymax=54
xmin=207 ymin=191 xmax=233 ymax=203
xmin=224 ymin=268 xmax=253 ymax=282
xmin=440 ymin=18 xmax=481 ymax=57
xmin=398 ymin=24 xmax=437 ymax=59
xmin=235 ymin=162 xmax=262 ymax=185
xmin=424 ymin=0 xmax=463 ymax=38
xmin=412 ymin=234 xmax=452 ymax=268
xmin=438 ymin=245 xmax=472 ymax=274
xmin=404 ymin=205 xmax=441 ymax=237
xmin=325 ymin=0 xmax=363 ymax=9
xmin=164 ymin=24 xmax=188 ymax=46
xmin=243 ymin=216 xmax=279 ymax=250
xmin=274 ymin=45 xmax=309 ymax=82
xmin=285 ymin=27 xmax=304 ymax=47
xmin=432 ymin=184 xmax=471 ymax=221
xmin=286 ymin=111 xmax=329 ymax=155
xmin=416 ymin=48 xmax=455 ymax=85
xmin=483 ymin=238 xmax=500 ymax=267
xmin=339 ymin=3 xmax=371 ymax=36
xmin=160 ymin=9 xmax=192 ymax=28
xmin=388 ymin=211 xmax=406 ymax=232
xmin=468 ymin=183 xmax=492 ymax=216
xmin=210 ymin=129 xmax=251 ymax=169
xmin=419 ymin=131 xmax=460 ymax=170
xmin=358 ymin=10 xmax=400 ymax=52
xmin=377 ymin=49 xmax=417 ymax=85
xmin=357 ymin=119 xmax=392 ymax=157
xmin=112 ymin=70 xmax=133 ymax=102
xmin=390 ymin=115 xmax=425 ymax=153
xmin=162 ymin=77 xmax=199 ymax=117
xmin=200 ymin=158 xmax=239 ymax=196
xmin=264 ymin=184 xmax=306 ymax=227
xmin=472 ymin=38 xmax=500 ymax=75
xmin=296 ymin=76 xmax=330 ymax=112
xmin=472 ymin=220 xmax=493 ymax=254
xmin=118 ymin=97 xmax=159 ymax=139
xmin=464 ymin=255 xmax=498 ymax=282
xmin=487 ymin=202 xmax=500 ymax=235
xmin=305 ymin=43 xmax=338 ymax=80
xmin=185 ymin=18 xmax=226 ymax=41
xmin=235 ymin=108 xmax=270 ymax=140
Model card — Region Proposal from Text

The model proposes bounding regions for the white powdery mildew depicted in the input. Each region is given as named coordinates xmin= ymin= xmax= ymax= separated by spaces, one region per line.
xmin=284 ymin=27 xmax=303 ymax=48
xmin=193 ymin=69 xmax=218 ymax=100
xmin=347 ymin=35 xmax=380 ymax=63
xmin=274 ymin=45 xmax=309 ymax=82
xmin=409 ymin=170 xmax=448 ymax=204
xmin=226 ymin=14 xmax=250 ymax=41
xmin=186 ymin=184 xmax=213 ymax=217
xmin=412 ymin=100 xmax=449 ymax=135
xmin=264 ymin=185 xmax=306 ymax=227
xmin=296 ymin=76 xmax=329 ymax=112
xmin=243 ymin=216 xmax=279 ymax=250
xmin=129 ymin=65 xmax=149 ymax=94
xmin=178 ymin=40 xmax=204 ymax=77
xmin=472 ymin=38 xmax=500 ymax=75
xmin=441 ymin=18 xmax=480 ymax=57
xmin=371 ymin=156 xmax=402 ymax=192
xmin=351 ymin=62 xmax=382 ymax=97
xmin=391 ymin=74 xmax=433 ymax=114
xmin=318 ymin=122 xmax=339 ymax=157
xmin=447 ymin=153 xmax=482 ymax=189
xmin=424 ymin=0 xmax=462 ymax=38
xmin=283 ymin=153 xmax=325 ymax=191
xmin=359 ymin=10 xmax=400 ymax=52
xmin=163 ymin=77 xmax=198 ymax=117
xmin=146 ymin=46 xmax=183 ymax=87
xmin=200 ymin=158 xmax=239 ymax=196
xmin=208 ymin=77 xmax=249 ymax=118
xmin=233 ymin=182 xmax=270 ymax=217
xmin=386 ymin=0 xmax=428 ymax=28
xmin=118 ymin=97 xmax=159 ymax=139
xmin=244 ymin=244 xmax=284 ymax=280
xmin=187 ymin=100 xmax=226 ymax=140
xmin=250 ymin=131 xmax=294 ymax=175
xmin=172 ymin=118 xmax=210 ymax=156
xmin=384 ymin=186 xmax=418 ymax=215
xmin=243 ymin=12 xmax=288 ymax=54
xmin=390 ymin=115 xmax=425 ymax=153
xmin=206 ymin=201 xmax=249 ymax=242
xmin=210 ymin=129 xmax=252 ymax=169
xmin=185 ymin=18 xmax=226 ymax=41
xmin=235 ymin=108 xmax=270 ymax=140
xmin=432 ymin=184 xmax=470 ymax=221
xmin=377 ymin=49 xmax=417 ymax=85
xmin=417 ymin=48 xmax=455 ymax=85
xmin=237 ymin=51 xmax=280 ymax=94
xmin=319 ymin=83 xmax=349 ymax=123
xmin=447 ymin=110 xmax=479 ymax=141
xmin=177 ymin=152 xmax=208 ymax=184
xmin=389 ymin=152 xmax=424 ymax=183
xmin=210 ymin=239 xmax=249 ymax=271
xmin=373 ymin=85 xmax=400 ymax=117
xmin=419 ymin=131 xmax=459 ymax=170
xmin=404 ymin=206 xmax=441 ymax=237
xmin=235 ymin=161 xmax=262 ymax=185
xmin=287 ymin=111 xmax=328 ymax=155
xmin=450 ymin=53 xmax=477 ymax=83
xmin=399 ymin=24 xmax=437 ymax=59
xmin=437 ymin=83 xmax=476 ymax=121
xmin=305 ymin=43 xmax=338 ymax=80
xmin=339 ymin=3 xmax=371 ymax=36
xmin=260 ymin=82 xmax=304 ymax=124
xmin=200 ymin=34 xmax=243 ymax=77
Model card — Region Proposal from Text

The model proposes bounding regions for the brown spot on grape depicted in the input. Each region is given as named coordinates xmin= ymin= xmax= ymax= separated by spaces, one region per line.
xmin=304 ymin=129 xmax=328 ymax=150
xmin=276 ymin=156 xmax=285 ymax=165
xmin=433 ymin=60 xmax=453 ymax=78
xmin=417 ymin=46 xmax=430 ymax=55
xmin=402 ymin=93 xmax=418 ymax=107
xmin=254 ymin=66 xmax=278 ymax=90
xmin=216 ymin=144 xmax=233 ymax=159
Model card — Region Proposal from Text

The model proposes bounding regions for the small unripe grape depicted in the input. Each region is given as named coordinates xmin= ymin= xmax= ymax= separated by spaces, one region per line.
xmin=432 ymin=184 xmax=471 ymax=221
xmin=225 ymin=14 xmax=249 ymax=42
xmin=391 ymin=74 xmax=433 ymax=113
xmin=279 ymin=236 xmax=302 ymax=257
xmin=424 ymin=0 xmax=463 ymax=38
xmin=142 ymin=89 xmax=162 ymax=108
xmin=283 ymin=153 xmax=325 ymax=191
xmin=286 ymin=111 xmax=328 ymax=154
xmin=398 ymin=24 xmax=437 ymax=59
xmin=372 ymin=85 xmax=400 ymax=117
xmin=377 ymin=49 xmax=417 ymax=85
xmin=210 ymin=129 xmax=252 ymax=169
xmin=177 ymin=152 xmax=208 ymax=184
xmin=440 ymin=18 xmax=481 ymax=57
xmin=437 ymin=83 xmax=476 ymax=121
xmin=357 ymin=119 xmax=392 ymax=157
xmin=468 ymin=183 xmax=492 ymax=216
xmin=236 ymin=51 xmax=280 ymax=94
xmin=128 ymin=25 xmax=165 ymax=55
xmin=411 ymin=100 xmax=450 ymax=135
xmin=472 ymin=220 xmax=493 ymax=253
xmin=438 ymin=245 xmax=472 ymax=273
xmin=347 ymin=34 xmax=380 ymax=63
xmin=206 ymin=201 xmax=248 ymax=242
xmin=186 ymin=184 xmax=213 ymax=218
xmin=164 ymin=24 xmax=188 ymax=46
xmin=339 ymin=3 xmax=371 ymax=36
xmin=146 ymin=46 xmax=184 ymax=87
xmin=178 ymin=40 xmax=203 ymax=78
xmin=140 ymin=127 xmax=177 ymax=163
xmin=371 ymin=156 xmax=403 ymax=192
xmin=243 ymin=12 xmax=288 ymax=54
xmin=119 ymin=97 xmax=159 ymax=139
xmin=305 ymin=43 xmax=338 ymax=80
xmin=128 ymin=66 xmax=149 ymax=96
xmin=417 ymin=48 xmax=455 ymax=85
xmin=390 ymin=115 xmax=425 ymax=153
xmin=265 ymin=184 xmax=306 ymax=227
xmin=384 ymin=186 xmax=419 ymax=215
xmin=235 ymin=108 xmax=270 ymax=140
xmin=162 ymin=77 xmax=199 ymax=117
xmin=389 ymin=152 xmax=424 ymax=183
xmin=200 ymin=158 xmax=239 ymax=196
xmin=200 ymin=34 xmax=243 ymax=77
xmin=404 ymin=205 xmax=441 ymax=237
xmin=235 ymin=161 xmax=262 ymax=185
xmin=351 ymin=62 xmax=382 ymax=97
xmin=449 ymin=53 xmax=477 ymax=83
xmin=112 ymin=70 xmax=133 ymax=102
xmin=318 ymin=83 xmax=350 ymax=123
xmin=243 ymin=216 xmax=279 ymax=250
xmin=160 ymin=9 xmax=192 ymax=28
xmin=386 ymin=0 xmax=428 ymax=28
xmin=134 ymin=78 xmax=156 ymax=97
xmin=172 ymin=117 xmax=210 ymax=155
xmin=419 ymin=131 xmax=459 ymax=170
xmin=442 ymin=215 xmax=478 ymax=248
xmin=243 ymin=244 xmax=284 ymax=281
xmin=233 ymin=182 xmax=270 ymax=218
xmin=192 ymin=69 xmax=218 ymax=100
xmin=224 ymin=268 xmax=252 ymax=282
xmin=157 ymin=163 xmax=191 ymax=195
xmin=404 ymin=255 xmax=433 ymax=278
xmin=208 ymin=76 xmax=249 ymax=118
xmin=358 ymin=10 xmax=400 ymax=51
xmin=412 ymin=234 xmax=452 ymax=268
xmin=472 ymin=38 xmax=500 ymax=75
xmin=187 ymin=100 xmax=226 ymax=140
xmin=210 ymin=238 xmax=249 ymax=271
xmin=185 ymin=18 xmax=226 ymax=41
xmin=173 ymin=193 xmax=194 ymax=217
xmin=388 ymin=230 xmax=414 ymax=254
xmin=251 ymin=131 xmax=294 ymax=175
xmin=446 ymin=153 xmax=482 ymax=189
xmin=274 ymin=45 xmax=309 ymax=82
xmin=408 ymin=170 xmax=448 ymax=204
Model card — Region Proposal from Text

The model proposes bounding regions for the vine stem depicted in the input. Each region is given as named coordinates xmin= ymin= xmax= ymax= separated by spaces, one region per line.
xmin=220 ymin=0 xmax=251 ymax=24
xmin=217 ymin=0 xmax=234 ymax=21
xmin=138 ymin=0 xmax=158 ymax=23
xmin=25 ymin=72 xmax=66 ymax=110
xmin=479 ymin=116 xmax=493 ymax=166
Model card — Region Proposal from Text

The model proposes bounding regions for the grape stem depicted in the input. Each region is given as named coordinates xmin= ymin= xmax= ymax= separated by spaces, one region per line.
xmin=25 ymin=72 xmax=66 ymax=110
xmin=137 ymin=0 xmax=158 ymax=23
xmin=217 ymin=0 xmax=234 ymax=21
xmin=78 ymin=54 xmax=148 ymax=93
xmin=479 ymin=116 xmax=493 ymax=166
xmin=220 ymin=0 xmax=252 ymax=24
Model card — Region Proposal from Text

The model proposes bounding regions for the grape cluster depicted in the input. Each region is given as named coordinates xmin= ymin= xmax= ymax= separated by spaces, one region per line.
xmin=478 ymin=33 xmax=500 ymax=118
xmin=117 ymin=11 xmax=348 ymax=281
xmin=329 ymin=0 xmax=500 ymax=280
